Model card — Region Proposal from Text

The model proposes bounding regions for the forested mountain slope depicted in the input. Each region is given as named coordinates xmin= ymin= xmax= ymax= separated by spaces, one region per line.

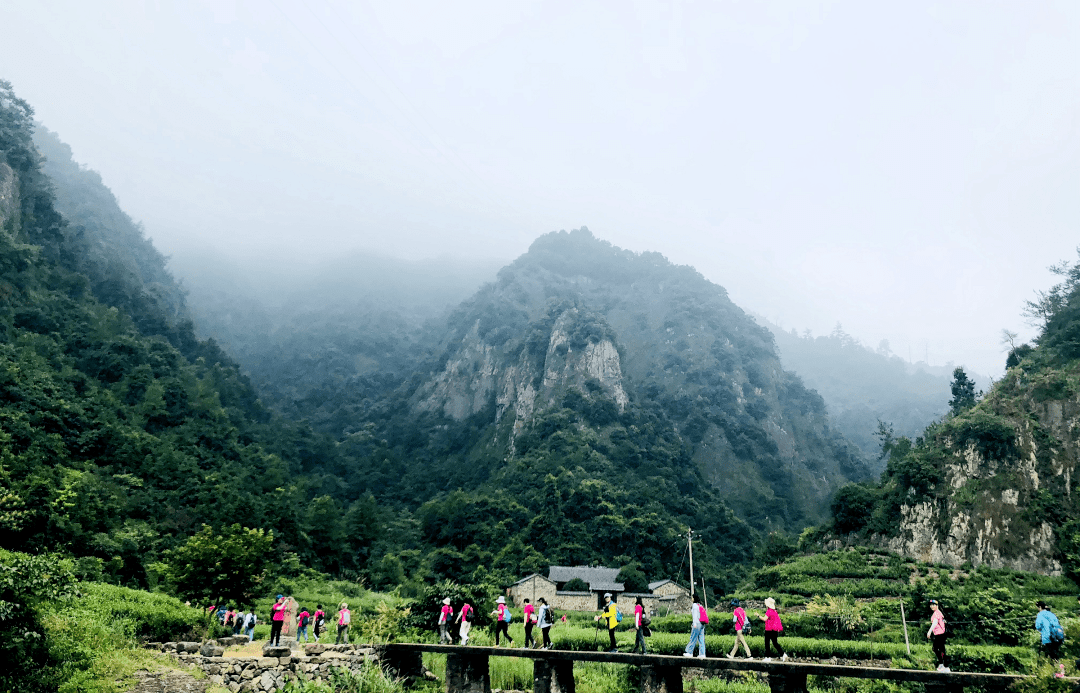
xmin=0 ymin=82 xmax=758 ymax=595
xmin=763 ymin=321 xmax=964 ymax=468
xmin=0 ymin=81 xmax=380 ymax=586
xmin=168 ymin=250 xmax=499 ymax=433
xmin=353 ymin=229 xmax=872 ymax=531
xmin=827 ymin=255 xmax=1080 ymax=575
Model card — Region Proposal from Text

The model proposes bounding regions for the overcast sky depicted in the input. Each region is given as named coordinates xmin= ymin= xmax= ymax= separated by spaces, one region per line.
xmin=2 ymin=0 xmax=1078 ymax=376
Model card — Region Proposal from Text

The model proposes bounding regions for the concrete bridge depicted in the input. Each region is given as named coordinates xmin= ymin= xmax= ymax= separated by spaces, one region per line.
xmin=379 ymin=643 xmax=1038 ymax=693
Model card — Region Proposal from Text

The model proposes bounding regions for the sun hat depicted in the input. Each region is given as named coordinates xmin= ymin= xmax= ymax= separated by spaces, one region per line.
xmin=764 ymin=597 xmax=776 ymax=609
xmin=277 ymin=594 xmax=284 ymax=599
xmin=496 ymin=596 xmax=505 ymax=603
xmin=604 ymin=592 xmax=612 ymax=598
xmin=443 ymin=598 xmax=451 ymax=605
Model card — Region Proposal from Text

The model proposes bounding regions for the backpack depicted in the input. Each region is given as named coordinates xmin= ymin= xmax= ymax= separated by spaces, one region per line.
xmin=300 ymin=614 xmax=310 ymax=628
xmin=341 ymin=610 xmax=351 ymax=625
xmin=615 ymin=606 xmax=623 ymax=623
xmin=699 ymin=605 xmax=709 ymax=624
xmin=1051 ymin=621 xmax=1066 ymax=644
xmin=245 ymin=614 xmax=257 ymax=630
xmin=547 ymin=608 xmax=557 ymax=625
xmin=501 ymin=607 xmax=512 ymax=623
xmin=641 ymin=615 xmax=651 ymax=627
xmin=463 ymin=606 xmax=473 ymax=622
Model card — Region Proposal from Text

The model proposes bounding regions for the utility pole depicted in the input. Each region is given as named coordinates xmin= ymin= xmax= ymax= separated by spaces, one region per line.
xmin=900 ymin=597 xmax=911 ymax=656
xmin=688 ymin=527 xmax=695 ymax=599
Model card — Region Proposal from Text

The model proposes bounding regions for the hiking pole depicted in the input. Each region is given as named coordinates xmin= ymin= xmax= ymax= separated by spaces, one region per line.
xmin=592 ymin=617 xmax=601 ymax=650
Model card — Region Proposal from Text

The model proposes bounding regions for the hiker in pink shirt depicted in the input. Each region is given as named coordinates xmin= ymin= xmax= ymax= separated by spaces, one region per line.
xmin=269 ymin=595 xmax=286 ymax=647
xmin=493 ymin=596 xmax=514 ymax=647
xmin=336 ymin=602 xmax=351 ymax=644
xmin=759 ymin=598 xmax=788 ymax=661
xmin=456 ymin=602 xmax=474 ymax=645
xmin=523 ymin=599 xmax=537 ymax=648
xmin=728 ymin=599 xmax=752 ymax=659
xmin=438 ymin=598 xmax=454 ymax=644
xmin=631 ymin=596 xmax=648 ymax=654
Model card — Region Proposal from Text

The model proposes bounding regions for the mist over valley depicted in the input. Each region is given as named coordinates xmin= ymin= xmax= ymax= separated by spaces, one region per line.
xmin=3 ymin=3 xmax=1080 ymax=688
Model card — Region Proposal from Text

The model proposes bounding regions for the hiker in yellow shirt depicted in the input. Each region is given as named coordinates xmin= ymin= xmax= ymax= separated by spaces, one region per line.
xmin=594 ymin=593 xmax=620 ymax=652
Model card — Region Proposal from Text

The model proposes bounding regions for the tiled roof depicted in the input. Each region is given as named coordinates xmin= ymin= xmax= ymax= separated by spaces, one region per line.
xmin=588 ymin=581 xmax=625 ymax=593
xmin=548 ymin=565 xmax=622 ymax=590
xmin=648 ymin=579 xmax=675 ymax=590
xmin=512 ymin=573 xmax=555 ymax=586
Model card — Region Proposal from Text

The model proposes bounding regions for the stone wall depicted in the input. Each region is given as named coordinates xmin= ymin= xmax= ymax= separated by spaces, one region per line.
xmin=551 ymin=592 xmax=598 ymax=612
xmin=151 ymin=637 xmax=391 ymax=692
xmin=508 ymin=575 xmax=557 ymax=608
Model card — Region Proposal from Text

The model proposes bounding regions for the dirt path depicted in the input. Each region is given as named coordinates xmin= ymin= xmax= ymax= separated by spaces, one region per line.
xmin=124 ymin=669 xmax=208 ymax=693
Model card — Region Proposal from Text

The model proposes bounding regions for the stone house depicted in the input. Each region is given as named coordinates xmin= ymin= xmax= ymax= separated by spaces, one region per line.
xmin=506 ymin=567 xmax=692 ymax=616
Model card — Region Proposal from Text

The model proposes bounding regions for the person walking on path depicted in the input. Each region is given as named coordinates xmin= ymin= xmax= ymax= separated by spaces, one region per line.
xmin=234 ymin=609 xmax=247 ymax=636
xmin=631 ymin=596 xmax=648 ymax=654
xmin=682 ymin=595 xmax=707 ymax=658
xmin=927 ymin=599 xmax=949 ymax=671
xmin=760 ymin=598 xmax=787 ymax=661
xmin=1036 ymin=600 xmax=1064 ymax=662
xmin=456 ymin=601 xmax=473 ymax=646
xmin=243 ymin=611 xmax=257 ymax=641
xmin=269 ymin=595 xmax=286 ymax=646
xmin=297 ymin=607 xmax=311 ymax=643
xmin=336 ymin=602 xmax=352 ymax=644
xmin=313 ymin=605 xmax=325 ymax=643
xmin=494 ymin=596 xmax=514 ymax=647
xmin=727 ymin=599 xmax=752 ymax=659
xmin=537 ymin=598 xmax=553 ymax=650
xmin=596 ymin=593 xmax=620 ymax=653
xmin=439 ymin=598 xmax=455 ymax=644
xmin=523 ymin=599 xmax=537 ymax=648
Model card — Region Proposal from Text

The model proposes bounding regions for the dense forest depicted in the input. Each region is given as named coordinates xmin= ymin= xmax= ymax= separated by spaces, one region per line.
xmin=180 ymin=227 xmax=874 ymax=536
xmin=826 ymin=250 xmax=1080 ymax=576
xmin=763 ymin=320 xmax=971 ymax=467
xmin=0 ymin=82 xmax=777 ymax=600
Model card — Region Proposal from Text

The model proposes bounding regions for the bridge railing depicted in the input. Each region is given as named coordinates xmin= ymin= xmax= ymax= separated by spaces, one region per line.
xmin=378 ymin=643 xmax=1037 ymax=693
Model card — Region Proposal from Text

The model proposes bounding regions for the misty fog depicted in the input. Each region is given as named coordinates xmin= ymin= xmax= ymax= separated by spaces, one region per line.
xmin=3 ymin=1 xmax=1079 ymax=376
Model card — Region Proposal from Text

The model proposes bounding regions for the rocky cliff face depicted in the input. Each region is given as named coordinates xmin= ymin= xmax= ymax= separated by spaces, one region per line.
xmin=417 ymin=305 xmax=630 ymax=452
xmin=831 ymin=355 xmax=1080 ymax=574
xmin=410 ymin=229 xmax=871 ymax=529
xmin=0 ymin=163 xmax=17 ymax=233
xmin=882 ymin=370 xmax=1079 ymax=574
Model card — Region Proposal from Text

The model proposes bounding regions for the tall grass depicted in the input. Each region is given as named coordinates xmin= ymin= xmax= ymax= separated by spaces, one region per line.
xmin=39 ymin=583 xmax=205 ymax=693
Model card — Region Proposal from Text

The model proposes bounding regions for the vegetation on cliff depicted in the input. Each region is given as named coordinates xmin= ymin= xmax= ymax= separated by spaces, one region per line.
xmin=827 ymin=249 xmax=1080 ymax=575
xmin=0 ymin=83 xmax=760 ymax=600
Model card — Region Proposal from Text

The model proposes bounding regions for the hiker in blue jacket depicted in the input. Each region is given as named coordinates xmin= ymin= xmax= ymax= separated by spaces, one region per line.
xmin=1035 ymin=601 xmax=1064 ymax=661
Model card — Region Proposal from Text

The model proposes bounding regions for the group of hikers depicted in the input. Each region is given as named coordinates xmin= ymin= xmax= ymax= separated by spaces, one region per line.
xmin=207 ymin=596 xmax=355 ymax=646
xmin=436 ymin=595 xmax=562 ymax=648
xmin=592 ymin=593 xmax=789 ymax=661
xmin=432 ymin=591 xmax=1072 ymax=670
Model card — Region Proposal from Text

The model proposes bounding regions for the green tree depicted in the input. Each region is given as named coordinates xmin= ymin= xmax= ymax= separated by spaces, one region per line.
xmin=162 ymin=524 xmax=273 ymax=606
xmin=830 ymin=485 xmax=877 ymax=535
xmin=0 ymin=550 xmax=77 ymax=690
xmin=755 ymin=532 xmax=798 ymax=565
xmin=949 ymin=367 xmax=978 ymax=415
xmin=616 ymin=562 xmax=649 ymax=592
xmin=304 ymin=495 xmax=347 ymax=576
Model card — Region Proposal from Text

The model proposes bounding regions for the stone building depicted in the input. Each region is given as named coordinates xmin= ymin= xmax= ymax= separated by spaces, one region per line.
xmin=506 ymin=567 xmax=692 ymax=616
